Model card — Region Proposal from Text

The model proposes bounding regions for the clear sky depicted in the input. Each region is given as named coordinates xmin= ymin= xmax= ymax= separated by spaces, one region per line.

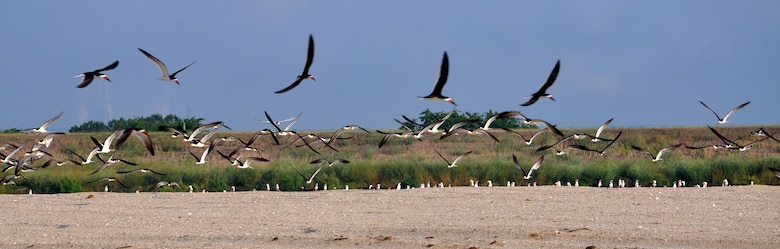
xmin=1 ymin=1 xmax=778 ymax=132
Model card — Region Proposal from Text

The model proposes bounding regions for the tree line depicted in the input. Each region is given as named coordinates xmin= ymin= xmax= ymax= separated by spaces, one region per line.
xmin=400 ymin=109 xmax=536 ymax=131
xmin=69 ymin=113 xmax=204 ymax=133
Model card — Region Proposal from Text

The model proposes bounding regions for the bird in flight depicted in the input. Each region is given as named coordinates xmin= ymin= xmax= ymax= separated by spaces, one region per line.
xmin=520 ymin=60 xmax=560 ymax=106
xmin=434 ymin=150 xmax=472 ymax=168
xmin=275 ymin=34 xmax=316 ymax=94
xmin=76 ymin=60 xmax=119 ymax=88
xmin=419 ymin=51 xmax=456 ymax=106
xmin=27 ymin=111 xmax=64 ymax=134
xmin=138 ymin=48 xmax=196 ymax=85
xmin=699 ymin=101 xmax=750 ymax=124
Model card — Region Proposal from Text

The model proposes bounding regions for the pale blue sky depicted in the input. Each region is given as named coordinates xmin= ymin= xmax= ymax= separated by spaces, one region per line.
xmin=1 ymin=1 xmax=777 ymax=132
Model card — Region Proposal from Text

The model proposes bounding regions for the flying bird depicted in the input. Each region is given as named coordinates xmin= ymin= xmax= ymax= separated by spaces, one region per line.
xmin=275 ymin=34 xmax=316 ymax=94
xmin=310 ymin=158 xmax=350 ymax=167
xmin=520 ymin=60 xmax=560 ymax=106
xmin=502 ymin=128 xmax=548 ymax=146
xmin=76 ymin=60 xmax=119 ymax=88
xmin=138 ymin=48 xmax=196 ymax=85
xmin=291 ymin=165 xmax=323 ymax=184
xmin=418 ymin=51 xmax=456 ymax=105
xmin=89 ymin=155 xmax=137 ymax=175
xmin=27 ymin=111 xmax=64 ymax=134
xmin=699 ymin=101 xmax=750 ymax=124
xmin=188 ymin=142 xmax=215 ymax=165
xmin=522 ymin=154 xmax=545 ymax=179
xmin=115 ymin=128 xmax=155 ymax=156
xmin=116 ymin=168 xmax=167 ymax=176
xmin=434 ymin=150 xmax=472 ymax=168
xmin=769 ymin=167 xmax=780 ymax=179
xmin=150 ymin=181 xmax=181 ymax=191
xmin=632 ymin=143 xmax=683 ymax=162
xmin=264 ymin=111 xmax=303 ymax=136
xmin=87 ymin=177 xmax=129 ymax=188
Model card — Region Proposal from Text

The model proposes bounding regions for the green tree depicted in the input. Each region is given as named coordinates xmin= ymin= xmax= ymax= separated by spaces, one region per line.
xmin=69 ymin=114 xmax=204 ymax=133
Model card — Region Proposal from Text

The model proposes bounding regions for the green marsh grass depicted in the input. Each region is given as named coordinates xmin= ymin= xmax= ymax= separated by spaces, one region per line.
xmin=0 ymin=126 xmax=778 ymax=193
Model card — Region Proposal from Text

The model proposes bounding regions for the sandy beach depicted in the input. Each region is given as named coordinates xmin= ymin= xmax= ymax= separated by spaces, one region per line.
xmin=1 ymin=185 xmax=778 ymax=248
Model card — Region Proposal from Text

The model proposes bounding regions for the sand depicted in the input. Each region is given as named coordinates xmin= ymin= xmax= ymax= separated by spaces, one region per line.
xmin=1 ymin=185 xmax=778 ymax=249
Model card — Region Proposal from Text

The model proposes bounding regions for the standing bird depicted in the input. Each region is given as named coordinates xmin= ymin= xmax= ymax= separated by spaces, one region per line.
xmin=275 ymin=34 xmax=316 ymax=94
xmin=27 ymin=111 xmax=64 ymax=134
xmin=434 ymin=150 xmax=472 ymax=168
xmin=699 ymin=101 xmax=750 ymax=124
xmin=76 ymin=60 xmax=119 ymax=88
xmin=138 ymin=48 xmax=196 ymax=85
xmin=418 ymin=51 xmax=456 ymax=105
xmin=520 ymin=60 xmax=561 ymax=106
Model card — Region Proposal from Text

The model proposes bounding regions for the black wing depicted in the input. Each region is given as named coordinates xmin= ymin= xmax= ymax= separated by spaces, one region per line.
xmin=169 ymin=61 xmax=196 ymax=79
xmin=538 ymin=60 xmax=560 ymax=94
xmin=275 ymin=77 xmax=305 ymax=94
xmin=301 ymin=34 xmax=315 ymax=76
xmin=422 ymin=52 xmax=449 ymax=98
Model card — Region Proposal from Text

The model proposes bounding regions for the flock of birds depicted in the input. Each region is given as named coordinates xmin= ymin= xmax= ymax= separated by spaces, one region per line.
xmin=2 ymin=34 xmax=779 ymax=192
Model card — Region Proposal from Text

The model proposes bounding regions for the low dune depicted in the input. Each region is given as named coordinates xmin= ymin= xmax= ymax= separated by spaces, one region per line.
xmin=1 ymin=185 xmax=778 ymax=248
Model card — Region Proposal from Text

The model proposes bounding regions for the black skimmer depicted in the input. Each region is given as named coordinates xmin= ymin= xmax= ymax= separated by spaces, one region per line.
xmin=310 ymin=158 xmax=350 ymax=167
xmin=138 ymin=48 xmax=195 ymax=85
xmin=441 ymin=122 xmax=501 ymax=142
xmin=65 ymin=147 xmax=101 ymax=165
xmin=215 ymin=150 xmax=269 ymax=169
xmin=237 ymin=129 xmax=280 ymax=148
xmin=91 ymin=129 xmax=123 ymax=154
xmin=275 ymin=34 xmax=316 ymax=94
xmin=440 ymin=119 xmax=477 ymax=137
xmin=769 ymin=167 xmax=780 ymax=179
xmin=160 ymin=121 xmax=230 ymax=143
xmin=26 ymin=111 xmax=64 ymax=134
xmin=418 ymin=51 xmax=456 ymax=105
xmin=76 ymin=60 xmax=119 ymax=88
xmin=0 ymin=145 xmax=24 ymax=165
xmin=434 ymin=150 xmax=472 ymax=168
xmin=114 ymin=128 xmax=155 ymax=155
xmin=150 ymin=181 xmax=181 ymax=191
xmin=699 ymin=101 xmax=750 ymax=124
xmin=341 ymin=125 xmax=370 ymax=133
xmin=377 ymin=130 xmax=414 ymax=148
xmin=524 ymin=119 xmax=565 ymax=137
xmin=587 ymin=130 xmax=623 ymax=156
xmin=631 ymin=143 xmax=683 ymax=162
xmin=477 ymin=111 xmax=527 ymax=131
xmin=291 ymin=165 xmax=323 ymax=184
xmin=520 ymin=60 xmax=560 ymax=106
xmin=89 ymin=154 xmax=137 ymax=175
xmin=187 ymin=142 xmax=215 ymax=165
xmin=116 ymin=168 xmax=167 ymax=176
xmin=35 ymin=159 xmax=74 ymax=169
xmin=24 ymin=144 xmax=53 ymax=159
xmin=189 ymin=128 xmax=221 ymax=148
xmin=521 ymin=154 xmax=545 ymax=179
xmin=537 ymin=144 xmax=591 ymax=156
xmin=35 ymin=132 xmax=64 ymax=148
xmin=586 ymin=118 xmax=615 ymax=142
xmin=264 ymin=111 xmax=302 ymax=136
xmin=87 ymin=177 xmax=129 ymax=188
xmin=502 ymin=128 xmax=548 ymax=146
